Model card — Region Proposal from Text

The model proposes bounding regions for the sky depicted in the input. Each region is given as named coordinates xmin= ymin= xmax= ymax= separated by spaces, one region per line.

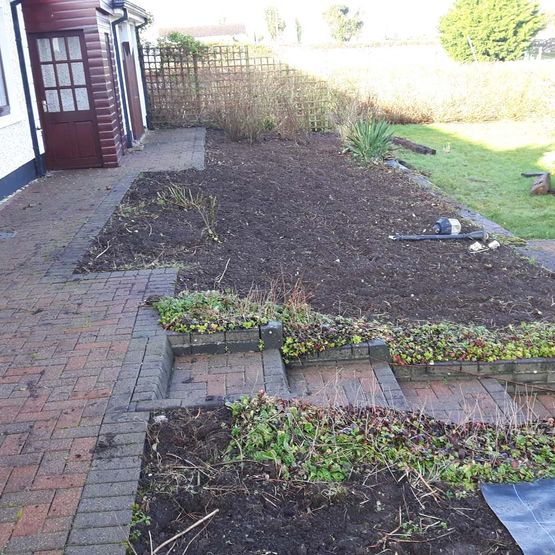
xmin=140 ymin=0 xmax=454 ymax=42
xmin=140 ymin=0 xmax=555 ymax=43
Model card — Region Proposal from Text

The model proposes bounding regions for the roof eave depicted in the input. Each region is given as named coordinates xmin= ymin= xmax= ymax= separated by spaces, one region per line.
xmin=112 ymin=0 xmax=148 ymax=21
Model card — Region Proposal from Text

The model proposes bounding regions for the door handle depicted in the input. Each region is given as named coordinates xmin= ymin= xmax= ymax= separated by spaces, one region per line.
xmin=41 ymin=99 xmax=48 ymax=113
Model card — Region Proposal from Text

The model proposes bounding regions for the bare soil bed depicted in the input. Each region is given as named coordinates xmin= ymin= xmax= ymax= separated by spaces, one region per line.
xmin=131 ymin=407 xmax=520 ymax=555
xmin=78 ymin=131 xmax=555 ymax=325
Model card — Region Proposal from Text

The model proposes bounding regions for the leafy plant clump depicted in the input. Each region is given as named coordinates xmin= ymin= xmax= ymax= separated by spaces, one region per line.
xmin=157 ymin=32 xmax=203 ymax=54
xmin=323 ymin=4 xmax=364 ymax=43
xmin=439 ymin=0 xmax=545 ymax=62
xmin=343 ymin=119 xmax=394 ymax=164
xmin=229 ymin=393 xmax=555 ymax=490
xmin=154 ymin=291 xmax=555 ymax=364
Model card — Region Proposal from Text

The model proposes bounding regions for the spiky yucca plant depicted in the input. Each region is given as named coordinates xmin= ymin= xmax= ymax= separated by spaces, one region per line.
xmin=344 ymin=119 xmax=393 ymax=164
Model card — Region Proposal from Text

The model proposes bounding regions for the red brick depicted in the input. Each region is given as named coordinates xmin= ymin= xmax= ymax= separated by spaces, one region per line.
xmin=55 ymin=406 xmax=85 ymax=429
xmin=32 ymin=473 xmax=86 ymax=491
xmin=64 ymin=357 xmax=88 ymax=371
xmin=12 ymin=504 xmax=50 ymax=537
xmin=68 ymin=437 xmax=96 ymax=462
xmin=0 ymin=521 xmax=14 ymax=548
xmin=69 ymin=388 xmax=112 ymax=401
xmin=42 ymin=515 xmax=73 ymax=534
xmin=4 ymin=465 xmax=39 ymax=493
xmin=0 ymin=433 xmax=28 ymax=456
xmin=48 ymin=487 xmax=82 ymax=517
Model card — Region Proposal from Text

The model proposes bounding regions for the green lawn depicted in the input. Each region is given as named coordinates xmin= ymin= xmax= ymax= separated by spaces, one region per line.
xmin=392 ymin=121 xmax=555 ymax=239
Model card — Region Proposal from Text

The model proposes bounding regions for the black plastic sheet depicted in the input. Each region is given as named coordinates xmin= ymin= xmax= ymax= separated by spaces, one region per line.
xmin=481 ymin=479 xmax=555 ymax=555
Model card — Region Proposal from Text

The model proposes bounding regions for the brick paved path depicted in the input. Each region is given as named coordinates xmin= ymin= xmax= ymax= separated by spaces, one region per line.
xmin=400 ymin=378 xmax=522 ymax=424
xmin=0 ymin=129 xmax=204 ymax=554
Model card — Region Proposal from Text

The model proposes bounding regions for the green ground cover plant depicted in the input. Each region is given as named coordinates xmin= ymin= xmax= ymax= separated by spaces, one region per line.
xmin=392 ymin=120 xmax=555 ymax=239
xmin=154 ymin=291 xmax=555 ymax=364
xmin=229 ymin=393 xmax=555 ymax=490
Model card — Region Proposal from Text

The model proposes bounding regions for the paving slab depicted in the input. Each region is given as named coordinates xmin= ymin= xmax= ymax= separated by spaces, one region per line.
xmin=0 ymin=128 xmax=204 ymax=554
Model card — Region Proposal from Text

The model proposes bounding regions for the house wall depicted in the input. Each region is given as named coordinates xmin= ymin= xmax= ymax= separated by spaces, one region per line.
xmin=21 ymin=0 xmax=125 ymax=167
xmin=0 ymin=0 xmax=44 ymax=200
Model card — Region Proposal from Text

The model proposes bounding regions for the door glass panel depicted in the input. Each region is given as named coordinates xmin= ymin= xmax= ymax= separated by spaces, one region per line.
xmin=41 ymin=64 xmax=56 ymax=88
xmin=45 ymin=89 xmax=60 ymax=112
xmin=71 ymin=62 xmax=85 ymax=86
xmin=74 ymin=88 xmax=90 ymax=110
xmin=67 ymin=36 xmax=82 ymax=60
xmin=37 ymin=39 xmax=52 ymax=62
xmin=60 ymin=88 xmax=75 ymax=111
xmin=56 ymin=63 xmax=71 ymax=86
xmin=52 ymin=38 xmax=67 ymax=61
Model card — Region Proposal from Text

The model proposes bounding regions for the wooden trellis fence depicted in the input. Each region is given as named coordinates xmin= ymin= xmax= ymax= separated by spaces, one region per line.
xmin=140 ymin=44 xmax=332 ymax=130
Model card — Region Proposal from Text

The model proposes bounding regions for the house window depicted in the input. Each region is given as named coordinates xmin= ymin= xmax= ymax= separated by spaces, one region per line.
xmin=0 ymin=46 xmax=9 ymax=116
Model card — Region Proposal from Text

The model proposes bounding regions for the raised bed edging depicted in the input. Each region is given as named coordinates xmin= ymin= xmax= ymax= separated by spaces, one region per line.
xmin=166 ymin=320 xmax=283 ymax=355
xmin=287 ymin=339 xmax=391 ymax=367
xmin=393 ymin=358 xmax=555 ymax=392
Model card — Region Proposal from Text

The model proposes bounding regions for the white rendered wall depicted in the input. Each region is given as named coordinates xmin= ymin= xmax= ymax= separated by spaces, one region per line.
xmin=0 ymin=0 xmax=44 ymax=180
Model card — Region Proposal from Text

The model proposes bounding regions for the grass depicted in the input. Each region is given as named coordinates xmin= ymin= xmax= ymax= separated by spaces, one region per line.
xmin=392 ymin=120 xmax=555 ymax=239
xmin=278 ymin=44 xmax=555 ymax=123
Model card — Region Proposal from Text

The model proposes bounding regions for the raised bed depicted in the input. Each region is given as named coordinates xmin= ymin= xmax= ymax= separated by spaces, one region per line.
xmin=393 ymin=358 xmax=555 ymax=392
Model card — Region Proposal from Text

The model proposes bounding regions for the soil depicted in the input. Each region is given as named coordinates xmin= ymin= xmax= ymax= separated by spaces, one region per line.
xmin=78 ymin=130 xmax=555 ymax=326
xmin=132 ymin=407 xmax=520 ymax=555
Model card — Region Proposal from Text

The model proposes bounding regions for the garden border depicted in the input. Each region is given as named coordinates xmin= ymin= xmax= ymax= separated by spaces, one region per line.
xmin=393 ymin=358 xmax=555 ymax=393
xmin=386 ymin=159 xmax=555 ymax=273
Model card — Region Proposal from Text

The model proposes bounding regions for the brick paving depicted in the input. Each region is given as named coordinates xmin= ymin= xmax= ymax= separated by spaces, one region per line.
xmin=161 ymin=349 xmax=289 ymax=409
xmin=0 ymin=128 xmax=204 ymax=554
xmin=512 ymin=391 xmax=555 ymax=421
xmin=400 ymin=378 xmax=523 ymax=424
xmin=288 ymin=360 xmax=409 ymax=410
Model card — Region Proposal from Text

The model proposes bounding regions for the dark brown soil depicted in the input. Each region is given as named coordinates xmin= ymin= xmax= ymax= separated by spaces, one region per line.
xmin=78 ymin=130 xmax=555 ymax=326
xmin=132 ymin=407 xmax=520 ymax=555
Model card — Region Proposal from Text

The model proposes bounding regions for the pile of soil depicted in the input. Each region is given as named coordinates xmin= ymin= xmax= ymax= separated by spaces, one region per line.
xmin=132 ymin=408 xmax=520 ymax=555
xmin=78 ymin=131 xmax=555 ymax=325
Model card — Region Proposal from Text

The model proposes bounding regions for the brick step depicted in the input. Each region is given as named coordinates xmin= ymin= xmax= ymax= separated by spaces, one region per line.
xmin=511 ymin=390 xmax=555 ymax=420
xmin=159 ymin=349 xmax=289 ymax=408
xmin=399 ymin=377 xmax=526 ymax=424
xmin=286 ymin=359 xmax=409 ymax=410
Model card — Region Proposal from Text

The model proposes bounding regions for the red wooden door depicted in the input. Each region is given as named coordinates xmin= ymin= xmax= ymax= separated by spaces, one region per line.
xmin=122 ymin=42 xmax=144 ymax=141
xmin=29 ymin=32 xmax=101 ymax=170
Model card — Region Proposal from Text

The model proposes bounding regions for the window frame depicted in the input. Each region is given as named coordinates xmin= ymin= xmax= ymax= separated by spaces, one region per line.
xmin=0 ymin=44 xmax=10 ymax=117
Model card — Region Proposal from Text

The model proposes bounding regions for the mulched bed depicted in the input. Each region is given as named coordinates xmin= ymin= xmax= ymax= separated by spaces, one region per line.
xmin=78 ymin=130 xmax=555 ymax=326
xmin=131 ymin=407 xmax=520 ymax=555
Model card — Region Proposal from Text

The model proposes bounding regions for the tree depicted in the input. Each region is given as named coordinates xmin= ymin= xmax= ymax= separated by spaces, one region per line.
xmin=264 ymin=6 xmax=286 ymax=41
xmin=439 ymin=0 xmax=545 ymax=62
xmin=295 ymin=17 xmax=303 ymax=43
xmin=158 ymin=32 xmax=203 ymax=54
xmin=323 ymin=4 xmax=364 ymax=42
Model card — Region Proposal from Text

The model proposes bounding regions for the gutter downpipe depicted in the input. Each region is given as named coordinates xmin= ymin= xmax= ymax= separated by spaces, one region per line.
xmin=135 ymin=18 xmax=151 ymax=130
xmin=10 ymin=0 xmax=46 ymax=178
xmin=111 ymin=7 xmax=133 ymax=148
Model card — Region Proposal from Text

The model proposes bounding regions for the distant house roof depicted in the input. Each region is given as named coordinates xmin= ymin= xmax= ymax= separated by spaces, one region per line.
xmin=160 ymin=24 xmax=247 ymax=38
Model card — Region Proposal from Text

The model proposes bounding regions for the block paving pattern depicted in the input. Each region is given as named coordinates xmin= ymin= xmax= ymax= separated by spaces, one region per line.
xmin=0 ymin=129 xmax=204 ymax=554
xmin=166 ymin=349 xmax=288 ymax=408
xmin=287 ymin=360 xmax=409 ymax=410
xmin=512 ymin=391 xmax=555 ymax=421
xmin=400 ymin=378 xmax=524 ymax=424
